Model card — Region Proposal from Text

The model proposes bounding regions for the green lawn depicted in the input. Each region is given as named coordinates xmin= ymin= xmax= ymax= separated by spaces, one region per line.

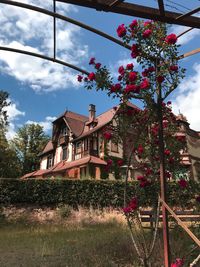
xmin=0 ymin=218 xmax=199 ymax=267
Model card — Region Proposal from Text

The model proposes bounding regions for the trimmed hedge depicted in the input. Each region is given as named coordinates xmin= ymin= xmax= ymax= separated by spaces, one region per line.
xmin=0 ymin=178 xmax=199 ymax=209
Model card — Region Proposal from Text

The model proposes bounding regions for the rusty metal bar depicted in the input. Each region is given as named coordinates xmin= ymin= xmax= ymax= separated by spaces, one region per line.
xmin=0 ymin=0 xmax=131 ymax=50
xmin=157 ymin=81 xmax=170 ymax=266
xmin=177 ymin=27 xmax=194 ymax=38
xmin=109 ymin=0 xmax=124 ymax=8
xmin=0 ymin=46 xmax=89 ymax=75
xmin=179 ymin=48 xmax=200 ymax=59
xmin=53 ymin=0 xmax=56 ymax=59
xmin=160 ymin=198 xmax=200 ymax=247
xmin=157 ymin=0 xmax=165 ymax=16
xmin=176 ymin=7 xmax=200 ymax=20
xmin=56 ymin=0 xmax=200 ymax=28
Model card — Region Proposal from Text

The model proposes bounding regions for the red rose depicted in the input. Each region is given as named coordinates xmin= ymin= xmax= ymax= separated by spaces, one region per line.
xmin=131 ymin=52 xmax=139 ymax=58
xmin=137 ymin=144 xmax=144 ymax=154
xmin=196 ymin=196 xmax=200 ymax=203
xmin=164 ymin=149 xmax=170 ymax=156
xmin=137 ymin=175 xmax=145 ymax=181
xmin=169 ymin=65 xmax=178 ymax=72
xmin=144 ymin=21 xmax=152 ymax=27
xmin=140 ymin=79 xmax=150 ymax=89
xmin=118 ymin=65 xmax=125 ymax=75
xmin=77 ymin=75 xmax=83 ymax=82
xmin=140 ymin=180 xmax=150 ymax=188
xmin=129 ymin=71 xmax=137 ymax=82
xmin=143 ymin=29 xmax=152 ymax=38
xmin=126 ymin=63 xmax=134 ymax=70
xmin=95 ymin=63 xmax=101 ymax=69
xmin=131 ymin=44 xmax=138 ymax=52
xmin=124 ymin=84 xmax=138 ymax=94
xmin=110 ymin=83 xmax=121 ymax=93
xmin=142 ymin=69 xmax=149 ymax=77
xmin=117 ymin=159 xmax=123 ymax=166
xmin=148 ymin=66 xmax=155 ymax=72
xmin=89 ymin=57 xmax=95 ymax=65
xmin=107 ymin=159 xmax=113 ymax=166
xmin=165 ymin=33 xmax=177 ymax=44
xmin=117 ymin=24 xmax=126 ymax=37
xmin=123 ymin=197 xmax=138 ymax=214
xmin=130 ymin=19 xmax=138 ymax=30
xmin=167 ymin=101 xmax=172 ymax=105
xmin=88 ymin=72 xmax=95 ymax=81
xmin=178 ymin=179 xmax=188 ymax=188
xmin=103 ymin=132 xmax=112 ymax=140
xmin=157 ymin=75 xmax=165 ymax=83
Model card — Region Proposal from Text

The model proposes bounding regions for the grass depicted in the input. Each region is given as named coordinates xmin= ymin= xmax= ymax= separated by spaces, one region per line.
xmin=0 ymin=206 xmax=199 ymax=267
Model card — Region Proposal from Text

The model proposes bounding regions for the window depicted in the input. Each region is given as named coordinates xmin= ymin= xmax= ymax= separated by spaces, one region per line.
xmin=47 ymin=154 xmax=53 ymax=169
xmin=62 ymin=147 xmax=68 ymax=160
xmin=76 ymin=141 xmax=82 ymax=153
xmin=84 ymin=138 xmax=88 ymax=151
xmin=111 ymin=141 xmax=119 ymax=153
xmin=60 ymin=126 xmax=68 ymax=136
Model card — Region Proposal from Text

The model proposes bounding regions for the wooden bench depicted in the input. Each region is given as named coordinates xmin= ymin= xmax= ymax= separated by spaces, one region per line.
xmin=140 ymin=210 xmax=200 ymax=228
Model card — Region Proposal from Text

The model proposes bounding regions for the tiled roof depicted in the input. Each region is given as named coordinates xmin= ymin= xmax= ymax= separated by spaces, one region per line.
xmin=39 ymin=140 xmax=54 ymax=156
xmin=50 ymin=156 xmax=107 ymax=173
xmin=21 ymin=156 xmax=107 ymax=178
xmin=75 ymin=102 xmax=140 ymax=140
xmin=53 ymin=110 xmax=88 ymax=137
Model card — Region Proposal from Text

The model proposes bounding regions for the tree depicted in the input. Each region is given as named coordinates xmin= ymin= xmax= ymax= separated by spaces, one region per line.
xmin=12 ymin=124 xmax=49 ymax=175
xmin=0 ymin=91 xmax=20 ymax=178
xmin=0 ymin=90 xmax=10 ymax=129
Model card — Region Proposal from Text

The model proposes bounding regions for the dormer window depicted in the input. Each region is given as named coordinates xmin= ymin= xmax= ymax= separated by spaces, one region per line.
xmin=60 ymin=126 xmax=68 ymax=136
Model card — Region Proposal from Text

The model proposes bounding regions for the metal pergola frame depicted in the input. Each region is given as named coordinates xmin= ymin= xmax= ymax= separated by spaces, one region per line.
xmin=0 ymin=1 xmax=200 ymax=267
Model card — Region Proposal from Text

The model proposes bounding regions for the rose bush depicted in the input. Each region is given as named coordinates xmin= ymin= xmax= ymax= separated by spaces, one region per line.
xmin=77 ymin=20 xmax=198 ymax=266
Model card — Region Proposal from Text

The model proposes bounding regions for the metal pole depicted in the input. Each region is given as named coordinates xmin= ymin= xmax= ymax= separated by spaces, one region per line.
xmin=53 ymin=0 xmax=56 ymax=59
xmin=157 ymin=84 xmax=170 ymax=267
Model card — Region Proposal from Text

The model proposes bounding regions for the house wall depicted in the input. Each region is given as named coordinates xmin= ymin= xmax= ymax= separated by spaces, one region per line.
xmin=187 ymin=135 xmax=200 ymax=181
xmin=67 ymin=142 xmax=73 ymax=162
xmin=54 ymin=146 xmax=62 ymax=164
xmin=40 ymin=156 xmax=47 ymax=170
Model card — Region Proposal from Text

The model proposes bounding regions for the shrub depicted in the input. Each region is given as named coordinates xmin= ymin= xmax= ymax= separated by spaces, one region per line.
xmin=0 ymin=178 xmax=199 ymax=210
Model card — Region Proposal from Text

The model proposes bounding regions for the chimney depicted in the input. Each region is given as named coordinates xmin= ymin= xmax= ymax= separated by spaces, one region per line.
xmin=89 ymin=104 xmax=96 ymax=120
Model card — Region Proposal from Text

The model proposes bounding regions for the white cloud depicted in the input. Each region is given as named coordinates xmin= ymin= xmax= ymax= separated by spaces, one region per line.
xmin=0 ymin=0 xmax=88 ymax=92
xmin=4 ymin=99 xmax=25 ymax=139
xmin=173 ymin=63 xmax=200 ymax=131
xmin=170 ymin=24 xmax=200 ymax=45
xmin=26 ymin=116 xmax=57 ymax=133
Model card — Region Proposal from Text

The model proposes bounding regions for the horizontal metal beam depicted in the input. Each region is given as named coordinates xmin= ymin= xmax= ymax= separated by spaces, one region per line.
xmin=0 ymin=46 xmax=89 ymax=75
xmin=56 ymin=0 xmax=200 ymax=28
xmin=0 ymin=0 xmax=130 ymax=50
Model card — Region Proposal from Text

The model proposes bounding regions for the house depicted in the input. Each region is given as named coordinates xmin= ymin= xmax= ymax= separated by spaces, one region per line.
xmin=22 ymin=103 xmax=200 ymax=181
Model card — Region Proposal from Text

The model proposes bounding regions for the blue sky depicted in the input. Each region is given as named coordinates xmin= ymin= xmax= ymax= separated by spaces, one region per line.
xmin=0 ymin=0 xmax=200 ymax=138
